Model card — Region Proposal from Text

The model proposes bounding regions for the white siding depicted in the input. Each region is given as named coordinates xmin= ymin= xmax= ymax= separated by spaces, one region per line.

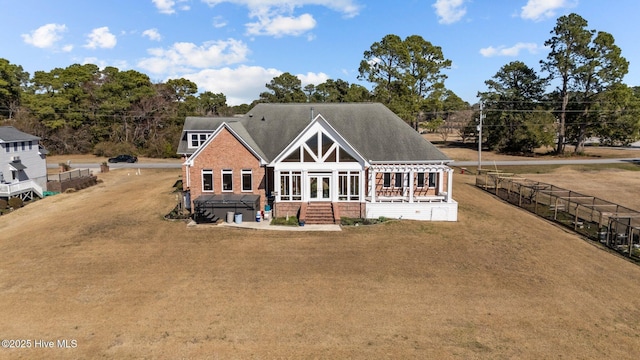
xmin=0 ymin=141 xmax=47 ymax=189
xmin=366 ymin=201 xmax=458 ymax=221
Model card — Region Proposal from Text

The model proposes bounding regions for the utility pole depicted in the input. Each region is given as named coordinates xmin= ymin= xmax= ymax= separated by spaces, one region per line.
xmin=477 ymin=101 xmax=484 ymax=172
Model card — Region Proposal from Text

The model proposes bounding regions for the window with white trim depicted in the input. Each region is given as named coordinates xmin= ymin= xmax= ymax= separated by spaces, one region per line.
xmin=241 ymin=169 xmax=252 ymax=192
xmin=280 ymin=171 xmax=302 ymax=201
xmin=189 ymin=133 xmax=210 ymax=148
xmin=394 ymin=172 xmax=403 ymax=188
xmin=202 ymin=169 xmax=213 ymax=191
xmin=383 ymin=173 xmax=391 ymax=188
xmin=338 ymin=171 xmax=360 ymax=201
xmin=222 ymin=169 xmax=233 ymax=191
xmin=428 ymin=172 xmax=437 ymax=188
xmin=417 ymin=172 xmax=426 ymax=188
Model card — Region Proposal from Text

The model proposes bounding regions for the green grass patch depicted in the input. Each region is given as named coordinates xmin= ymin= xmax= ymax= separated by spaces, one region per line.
xmin=271 ymin=216 xmax=299 ymax=226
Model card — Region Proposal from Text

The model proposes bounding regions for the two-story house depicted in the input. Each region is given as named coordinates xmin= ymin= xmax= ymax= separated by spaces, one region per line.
xmin=178 ymin=103 xmax=458 ymax=224
xmin=0 ymin=126 xmax=47 ymax=201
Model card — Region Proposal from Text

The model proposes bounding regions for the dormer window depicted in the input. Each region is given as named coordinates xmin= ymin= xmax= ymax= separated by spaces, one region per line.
xmin=189 ymin=133 xmax=210 ymax=148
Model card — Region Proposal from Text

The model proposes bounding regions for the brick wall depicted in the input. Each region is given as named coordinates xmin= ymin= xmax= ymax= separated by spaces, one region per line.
xmin=186 ymin=127 xmax=266 ymax=211
xmin=335 ymin=202 xmax=365 ymax=218
xmin=274 ymin=202 xmax=302 ymax=219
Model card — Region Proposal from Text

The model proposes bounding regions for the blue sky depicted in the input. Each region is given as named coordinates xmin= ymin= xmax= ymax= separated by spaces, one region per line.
xmin=1 ymin=0 xmax=639 ymax=105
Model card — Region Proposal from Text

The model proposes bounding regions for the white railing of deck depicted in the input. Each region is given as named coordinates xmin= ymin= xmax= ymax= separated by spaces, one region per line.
xmin=0 ymin=180 xmax=44 ymax=198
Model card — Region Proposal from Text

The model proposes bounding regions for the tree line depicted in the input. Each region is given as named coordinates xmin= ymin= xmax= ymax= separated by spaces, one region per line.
xmin=0 ymin=12 xmax=638 ymax=157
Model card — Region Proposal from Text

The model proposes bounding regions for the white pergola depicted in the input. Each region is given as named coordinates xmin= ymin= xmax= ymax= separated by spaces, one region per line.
xmin=368 ymin=163 xmax=454 ymax=203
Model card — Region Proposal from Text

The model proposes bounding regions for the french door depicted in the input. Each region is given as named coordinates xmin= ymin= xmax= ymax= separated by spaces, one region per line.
xmin=309 ymin=174 xmax=331 ymax=201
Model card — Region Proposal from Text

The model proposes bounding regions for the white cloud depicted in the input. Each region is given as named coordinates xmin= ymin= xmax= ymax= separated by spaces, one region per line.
xmin=182 ymin=66 xmax=329 ymax=105
xmin=520 ymin=0 xmax=576 ymax=21
xmin=62 ymin=44 xmax=74 ymax=52
xmin=85 ymin=27 xmax=117 ymax=49
xmin=432 ymin=0 xmax=467 ymax=24
xmin=81 ymin=57 xmax=130 ymax=70
xmin=183 ymin=65 xmax=282 ymax=105
xmin=143 ymin=28 xmax=163 ymax=41
xmin=21 ymin=23 xmax=67 ymax=49
xmin=246 ymin=13 xmax=317 ymax=37
xmin=201 ymin=0 xmax=361 ymax=37
xmin=479 ymin=42 xmax=542 ymax=57
xmin=152 ymin=0 xmax=190 ymax=14
xmin=213 ymin=16 xmax=228 ymax=28
xmin=137 ymin=39 xmax=250 ymax=74
xmin=201 ymin=0 xmax=361 ymax=17
xmin=297 ymin=71 xmax=329 ymax=86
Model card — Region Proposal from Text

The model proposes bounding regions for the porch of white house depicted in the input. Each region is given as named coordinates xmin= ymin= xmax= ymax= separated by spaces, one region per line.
xmin=0 ymin=179 xmax=44 ymax=201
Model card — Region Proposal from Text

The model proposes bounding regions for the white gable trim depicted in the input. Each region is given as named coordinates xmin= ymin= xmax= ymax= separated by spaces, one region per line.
xmin=184 ymin=122 xmax=267 ymax=166
xmin=271 ymin=114 xmax=367 ymax=167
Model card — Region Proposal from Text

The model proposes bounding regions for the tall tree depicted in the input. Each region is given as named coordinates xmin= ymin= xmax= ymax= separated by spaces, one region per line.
xmin=478 ymin=61 xmax=555 ymax=153
xmin=259 ymin=72 xmax=306 ymax=103
xmin=589 ymin=84 xmax=640 ymax=146
xmin=197 ymin=91 xmax=227 ymax=116
xmin=358 ymin=34 xmax=451 ymax=127
xmin=0 ymin=58 xmax=29 ymax=119
xmin=541 ymin=13 xmax=628 ymax=153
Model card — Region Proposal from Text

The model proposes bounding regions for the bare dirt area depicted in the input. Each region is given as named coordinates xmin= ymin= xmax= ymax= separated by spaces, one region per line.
xmin=2 ymin=168 xmax=640 ymax=358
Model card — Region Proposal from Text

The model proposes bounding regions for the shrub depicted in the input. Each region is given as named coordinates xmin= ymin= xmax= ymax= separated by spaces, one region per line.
xmin=0 ymin=199 xmax=7 ymax=210
xmin=8 ymin=197 xmax=23 ymax=209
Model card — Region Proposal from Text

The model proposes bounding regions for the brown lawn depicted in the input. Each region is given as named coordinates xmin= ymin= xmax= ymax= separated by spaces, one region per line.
xmin=1 ymin=167 xmax=640 ymax=359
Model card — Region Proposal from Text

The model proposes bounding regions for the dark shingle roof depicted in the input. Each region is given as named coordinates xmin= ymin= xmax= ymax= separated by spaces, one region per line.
xmin=178 ymin=103 xmax=450 ymax=163
xmin=0 ymin=126 xmax=40 ymax=142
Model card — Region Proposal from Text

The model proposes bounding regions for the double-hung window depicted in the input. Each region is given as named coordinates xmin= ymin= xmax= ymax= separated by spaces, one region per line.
xmin=428 ymin=173 xmax=437 ymax=188
xmin=222 ymin=169 xmax=233 ymax=191
xmin=241 ymin=169 xmax=252 ymax=192
xmin=202 ymin=169 xmax=213 ymax=191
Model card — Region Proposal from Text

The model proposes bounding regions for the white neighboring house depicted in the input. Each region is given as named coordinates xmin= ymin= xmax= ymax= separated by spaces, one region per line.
xmin=0 ymin=126 xmax=47 ymax=200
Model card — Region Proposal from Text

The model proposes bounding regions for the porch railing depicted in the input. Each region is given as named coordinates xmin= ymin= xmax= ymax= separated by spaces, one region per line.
xmin=0 ymin=179 xmax=44 ymax=198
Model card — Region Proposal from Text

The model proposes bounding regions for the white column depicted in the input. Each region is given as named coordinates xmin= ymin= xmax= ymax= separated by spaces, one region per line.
xmin=359 ymin=170 xmax=365 ymax=202
xmin=370 ymin=167 xmax=376 ymax=203
xmin=447 ymin=168 xmax=453 ymax=203
xmin=274 ymin=170 xmax=281 ymax=201
xmin=332 ymin=170 xmax=338 ymax=202
xmin=408 ymin=168 xmax=414 ymax=203
xmin=438 ymin=170 xmax=444 ymax=194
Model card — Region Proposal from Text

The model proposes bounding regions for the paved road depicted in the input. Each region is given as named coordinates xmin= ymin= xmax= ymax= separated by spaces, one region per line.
xmin=48 ymin=158 xmax=640 ymax=169
xmin=47 ymin=162 xmax=182 ymax=169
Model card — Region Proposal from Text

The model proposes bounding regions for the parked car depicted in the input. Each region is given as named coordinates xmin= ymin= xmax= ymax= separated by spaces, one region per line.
xmin=108 ymin=154 xmax=138 ymax=163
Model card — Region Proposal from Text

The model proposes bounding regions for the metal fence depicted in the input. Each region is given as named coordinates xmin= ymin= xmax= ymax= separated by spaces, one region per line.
xmin=47 ymin=169 xmax=92 ymax=182
xmin=476 ymin=170 xmax=640 ymax=260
